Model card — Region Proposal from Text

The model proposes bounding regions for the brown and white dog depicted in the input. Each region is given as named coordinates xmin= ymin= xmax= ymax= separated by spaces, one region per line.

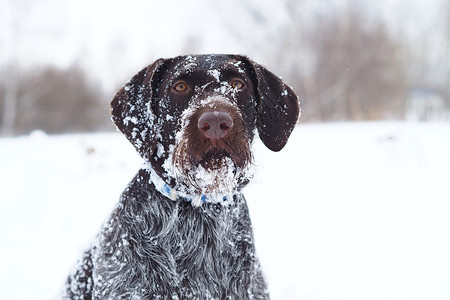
xmin=64 ymin=54 xmax=299 ymax=299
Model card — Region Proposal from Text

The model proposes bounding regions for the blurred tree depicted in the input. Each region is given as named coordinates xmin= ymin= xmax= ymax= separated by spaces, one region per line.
xmin=0 ymin=66 xmax=111 ymax=135
xmin=218 ymin=0 xmax=407 ymax=122
xmin=1 ymin=65 xmax=19 ymax=135
xmin=306 ymin=7 xmax=406 ymax=121
xmin=1 ymin=0 xmax=21 ymax=136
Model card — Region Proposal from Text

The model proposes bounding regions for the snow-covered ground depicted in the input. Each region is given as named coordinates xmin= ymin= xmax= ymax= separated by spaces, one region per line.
xmin=1 ymin=122 xmax=449 ymax=300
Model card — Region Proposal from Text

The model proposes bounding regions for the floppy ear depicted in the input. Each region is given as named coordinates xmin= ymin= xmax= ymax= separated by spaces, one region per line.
xmin=249 ymin=61 xmax=300 ymax=152
xmin=111 ymin=58 xmax=166 ymax=161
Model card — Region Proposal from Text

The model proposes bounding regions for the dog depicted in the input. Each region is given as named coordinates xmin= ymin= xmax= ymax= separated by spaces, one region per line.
xmin=64 ymin=54 xmax=299 ymax=299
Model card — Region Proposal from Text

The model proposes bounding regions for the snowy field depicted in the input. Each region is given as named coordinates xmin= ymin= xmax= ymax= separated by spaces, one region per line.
xmin=1 ymin=122 xmax=449 ymax=300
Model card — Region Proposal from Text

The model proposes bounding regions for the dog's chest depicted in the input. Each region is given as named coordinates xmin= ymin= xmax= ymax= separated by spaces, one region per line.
xmin=94 ymin=187 xmax=256 ymax=299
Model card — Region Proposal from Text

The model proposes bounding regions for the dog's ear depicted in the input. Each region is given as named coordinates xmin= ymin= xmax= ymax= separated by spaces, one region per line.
xmin=246 ymin=59 xmax=300 ymax=152
xmin=111 ymin=58 xmax=166 ymax=160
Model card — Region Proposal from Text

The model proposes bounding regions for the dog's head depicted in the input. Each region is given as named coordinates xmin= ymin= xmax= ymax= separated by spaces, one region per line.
xmin=111 ymin=54 xmax=299 ymax=200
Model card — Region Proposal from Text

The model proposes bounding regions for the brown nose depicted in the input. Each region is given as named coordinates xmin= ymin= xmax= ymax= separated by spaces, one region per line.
xmin=198 ymin=110 xmax=234 ymax=139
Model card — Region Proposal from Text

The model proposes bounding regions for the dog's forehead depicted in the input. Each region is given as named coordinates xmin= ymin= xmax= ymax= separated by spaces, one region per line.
xmin=170 ymin=54 xmax=246 ymax=78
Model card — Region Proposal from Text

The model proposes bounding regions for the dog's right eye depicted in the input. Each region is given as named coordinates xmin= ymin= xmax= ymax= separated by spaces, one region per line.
xmin=173 ymin=81 xmax=189 ymax=93
xmin=231 ymin=79 xmax=245 ymax=90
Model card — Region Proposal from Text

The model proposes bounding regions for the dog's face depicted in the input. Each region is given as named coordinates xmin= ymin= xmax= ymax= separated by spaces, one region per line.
xmin=111 ymin=54 xmax=299 ymax=199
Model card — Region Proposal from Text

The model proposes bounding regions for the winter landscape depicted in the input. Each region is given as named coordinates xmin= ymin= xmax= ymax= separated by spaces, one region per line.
xmin=1 ymin=0 xmax=449 ymax=298
xmin=1 ymin=121 xmax=449 ymax=300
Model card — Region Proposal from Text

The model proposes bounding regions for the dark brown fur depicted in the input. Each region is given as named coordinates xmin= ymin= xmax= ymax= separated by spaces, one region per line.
xmin=173 ymin=102 xmax=251 ymax=175
xmin=64 ymin=54 xmax=299 ymax=299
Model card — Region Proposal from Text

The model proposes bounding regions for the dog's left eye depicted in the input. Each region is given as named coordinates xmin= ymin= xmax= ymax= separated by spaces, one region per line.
xmin=173 ymin=81 xmax=189 ymax=93
xmin=231 ymin=79 xmax=245 ymax=90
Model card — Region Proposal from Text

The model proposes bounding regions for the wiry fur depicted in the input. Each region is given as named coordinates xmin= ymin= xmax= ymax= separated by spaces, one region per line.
xmin=66 ymin=169 xmax=267 ymax=299
xmin=63 ymin=54 xmax=299 ymax=300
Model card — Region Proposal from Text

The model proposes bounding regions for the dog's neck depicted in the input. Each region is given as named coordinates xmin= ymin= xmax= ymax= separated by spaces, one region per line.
xmin=143 ymin=162 xmax=236 ymax=207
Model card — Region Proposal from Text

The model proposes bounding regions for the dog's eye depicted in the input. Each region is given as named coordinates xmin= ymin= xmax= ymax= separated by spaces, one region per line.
xmin=173 ymin=81 xmax=189 ymax=93
xmin=231 ymin=79 xmax=245 ymax=90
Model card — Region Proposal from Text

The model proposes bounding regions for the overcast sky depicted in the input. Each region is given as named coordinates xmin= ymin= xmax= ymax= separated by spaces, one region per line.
xmin=0 ymin=0 xmax=446 ymax=91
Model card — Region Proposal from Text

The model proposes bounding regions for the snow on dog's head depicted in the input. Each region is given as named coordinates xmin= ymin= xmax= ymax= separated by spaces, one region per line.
xmin=171 ymin=94 xmax=253 ymax=198
xmin=111 ymin=54 xmax=300 ymax=204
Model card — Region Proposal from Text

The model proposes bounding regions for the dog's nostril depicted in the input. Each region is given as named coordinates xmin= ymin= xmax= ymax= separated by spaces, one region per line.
xmin=219 ymin=122 xmax=230 ymax=130
xmin=198 ymin=111 xmax=234 ymax=139
xmin=200 ymin=123 xmax=211 ymax=131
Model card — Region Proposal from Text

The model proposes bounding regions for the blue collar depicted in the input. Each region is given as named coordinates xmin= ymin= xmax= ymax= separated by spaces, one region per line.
xmin=144 ymin=163 xmax=233 ymax=207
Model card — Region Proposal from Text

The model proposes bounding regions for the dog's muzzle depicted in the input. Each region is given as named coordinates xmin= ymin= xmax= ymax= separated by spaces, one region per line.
xmin=198 ymin=110 xmax=234 ymax=140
